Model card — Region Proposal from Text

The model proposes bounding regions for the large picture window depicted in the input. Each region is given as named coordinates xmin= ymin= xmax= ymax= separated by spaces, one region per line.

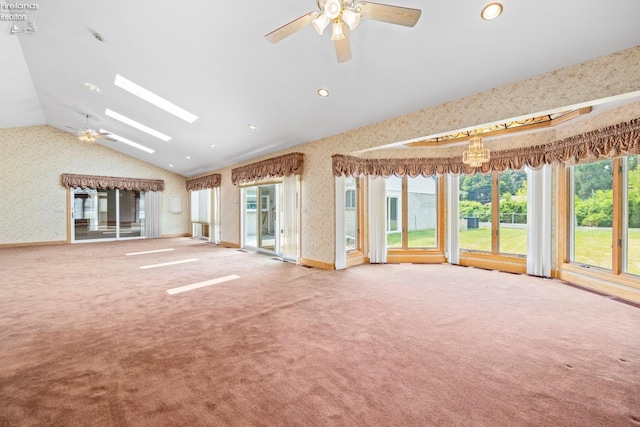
xmin=459 ymin=170 xmax=528 ymax=256
xmin=570 ymin=159 xmax=614 ymax=270
xmin=568 ymin=155 xmax=639 ymax=276
xmin=385 ymin=175 xmax=438 ymax=250
xmin=624 ymin=155 xmax=640 ymax=275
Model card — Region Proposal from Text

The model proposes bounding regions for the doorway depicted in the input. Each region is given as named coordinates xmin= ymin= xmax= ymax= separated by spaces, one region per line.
xmin=243 ymin=184 xmax=278 ymax=253
xmin=72 ymin=188 xmax=145 ymax=241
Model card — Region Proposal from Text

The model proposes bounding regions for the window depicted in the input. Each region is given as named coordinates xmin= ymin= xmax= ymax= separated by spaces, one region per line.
xmin=385 ymin=175 xmax=439 ymax=250
xmin=459 ymin=173 xmax=492 ymax=252
xmin=345 ymin=177 xmax=360 ymax=252
xmin=570 ymin=159 xmax=614 ymax=270
xmin=459 ymin=169 xmax=528 ymax=256
xmin=345 ymin=189 xmax=356 ymax=209
xmin=624 ymin=155 xmax=640 ymax=275
xmin=387 ymin=197 xmax=400 ymax=231
xmin=190 ymin=189 xmax=211 ymax=239
xmin=567 ymin=155 xmax=639 ymax=276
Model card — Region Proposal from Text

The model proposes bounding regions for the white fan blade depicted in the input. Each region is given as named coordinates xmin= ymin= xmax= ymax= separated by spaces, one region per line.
xmin=357 ymin=2 xmax=422 ymax=27
xmin=334 ymin=25 xmax=352 ymax=63
xmin=265 ymin=12 xmax=316 ymax=43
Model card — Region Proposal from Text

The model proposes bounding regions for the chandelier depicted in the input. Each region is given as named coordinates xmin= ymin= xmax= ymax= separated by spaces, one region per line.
xmin=462 ymin=135 xmax=490 ymax=167
xmin=312 ymin=0 xmax=362 ymax=41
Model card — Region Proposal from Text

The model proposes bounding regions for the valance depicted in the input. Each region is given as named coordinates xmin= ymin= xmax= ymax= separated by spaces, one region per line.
xmin=61 ymin=174 xmax=165 ymax=191
xmin=231 ymin=152 xmax=304 ymax=185
xmin=186 ymin=173 xmax=222 ymax=191
xmin=332 ymin=117 xmax=640 ymax=177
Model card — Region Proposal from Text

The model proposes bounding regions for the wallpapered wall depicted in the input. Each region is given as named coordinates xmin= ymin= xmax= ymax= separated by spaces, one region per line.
xmin=213 ymin=46 xmax=640 ymax=266
xmin=0 ymin=125 xmax=190 ymax=245
xmin=2 ymin=48 xmax=639 ymax=259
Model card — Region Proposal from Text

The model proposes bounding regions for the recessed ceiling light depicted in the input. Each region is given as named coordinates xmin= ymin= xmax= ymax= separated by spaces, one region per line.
xmin=209 ymin=144 xmax=216 ymax=148
xmin=114 ymin=74 xmax=198 ymax=123
xmin=105 ymin=108 xmax=171 ymax=141
xmin=481 ymin=2 xmax=503 ymax=20
xmin=169 ymin=164 xmax=174 ymax=168
xmin=100 ymin=130 xmax=154 ymax=154
xmin=186 ymin=155 xmax=191 ymax=159
xmin=318 ymin=88 xmax=330 ymax=97
xmin=248 ymin=124 xmax=257 ymax=130
xmin=85 ymin=82 xmax=100 ymax=93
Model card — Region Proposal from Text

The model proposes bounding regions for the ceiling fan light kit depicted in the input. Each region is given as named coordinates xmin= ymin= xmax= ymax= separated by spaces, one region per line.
xmin=265 ymin=0 xmax=421 ymax=63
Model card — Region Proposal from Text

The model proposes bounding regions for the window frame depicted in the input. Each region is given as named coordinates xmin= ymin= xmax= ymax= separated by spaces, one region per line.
xmin=385 ymin=175 xmax=446 ymax=263
xmin=557 ymin=157 xmax=640 ymax=299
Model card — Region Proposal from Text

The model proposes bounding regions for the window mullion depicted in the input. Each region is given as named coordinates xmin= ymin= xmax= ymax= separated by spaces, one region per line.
xmin=612 ymin=158 xmax=623 ymax=275
xmin=492 ymin=172 xmax=500 ymax=255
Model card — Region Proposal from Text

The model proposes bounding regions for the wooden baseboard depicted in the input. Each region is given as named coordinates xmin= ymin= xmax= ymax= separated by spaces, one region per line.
xmin=220 ymin=241 xmax=241 ymax=248
xmin=0 ymin=240 xmax=67 ymax=249
xmin=459 ymin=251 xmax=527 ymax=274
xmin=162 ymin=233 xmax=191 ymax=238
xmin=346 ymin=254 xmax=369 ymax=267
xmin=300 ymin=257 xmax=335 ymax=270
xmin=558 ymin=269 xmax=640 ymax=305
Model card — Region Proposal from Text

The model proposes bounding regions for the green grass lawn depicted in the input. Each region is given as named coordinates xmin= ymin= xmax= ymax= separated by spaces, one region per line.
xmin=387 ymin=226 xmax=640 ymax=274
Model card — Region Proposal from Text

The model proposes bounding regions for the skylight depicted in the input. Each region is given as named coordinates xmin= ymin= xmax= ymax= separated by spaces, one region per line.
xmin=101 ymin=130 xmax=155 ymax=154
xmin=105 ymin=108 xmax=171 ymax=141
xmin=114 ymin=74 xmax=198 ymax=123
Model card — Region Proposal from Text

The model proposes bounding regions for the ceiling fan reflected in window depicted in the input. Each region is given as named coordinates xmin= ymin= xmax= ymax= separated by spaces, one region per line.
xmin=265 ymin=0 xmax=422 ymax=63
xmin=66 ymin=114 xmax=117 ymax=143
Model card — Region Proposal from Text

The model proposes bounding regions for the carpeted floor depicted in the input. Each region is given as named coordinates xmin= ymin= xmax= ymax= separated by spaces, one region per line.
xmin=0 ymin=238 xmax=639 ymax=426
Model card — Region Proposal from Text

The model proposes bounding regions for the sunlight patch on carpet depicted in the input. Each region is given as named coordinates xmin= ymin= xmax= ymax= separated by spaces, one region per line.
xmin=140 ymin=258 xmax=199 ymax=269
xmin=167 ymin=275 xmax=240 ymax=295
xmin=126 ymin=248 xmax=175 ymax=256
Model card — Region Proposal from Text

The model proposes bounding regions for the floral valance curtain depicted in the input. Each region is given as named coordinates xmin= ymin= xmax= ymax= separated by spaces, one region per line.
xmin=186 ymin=173 xmax=222 ymax=191
xmin=61 ymin=173 xmax=165 ymax=191
xmin=231 ymin=152 xmax=304 ymax=185
xmin=332 ymin=117 xmax=640 ymax=177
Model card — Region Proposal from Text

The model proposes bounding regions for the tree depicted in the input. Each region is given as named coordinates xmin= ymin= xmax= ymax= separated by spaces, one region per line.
xmin=574 ymin=159 xmax=613 ymax=200
xmin=460 ymin=173 xmax=492 ymax=204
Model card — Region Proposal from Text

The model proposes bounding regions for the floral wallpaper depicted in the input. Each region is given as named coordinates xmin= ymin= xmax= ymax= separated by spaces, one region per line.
xmin=207 ymin=46 xmax=640 ymax=266
xmin=0 ymin=125 xmax=190 ymax=245
xmin=5 ymin=47 xmax=640 ymax=266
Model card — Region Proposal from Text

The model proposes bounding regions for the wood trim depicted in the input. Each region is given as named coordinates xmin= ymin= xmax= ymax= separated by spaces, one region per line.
xmin=300 ymin=257 xmax=335 ymax=270
xmin=387 ymin=253 xmax=447 ymax=264
xmin=558 ymin=266 xmax=640 ymax=304
xmin=406 ymin=107 xmax=593 ymax=148
xmin=0 ymin=240 xmax=67 ymax=249
xmin=161 ymin=233 xmax=191 ymax=238
xmin=492 ymin=172 xmax=500 ymax=255
xmin=220 ymin=240 xmax=241 ymax=248
xmin=556 ymin=164 xmax=569 ymax=268
xmin=346 ymin=253 xmax=369 ymax=267
xmin=612 ymin=158 xmax=622 ymax=275
xmin=459 ymin=251 xmax=527 ymax=274
xmin=560 ymin=263 xmax=640 ymax=291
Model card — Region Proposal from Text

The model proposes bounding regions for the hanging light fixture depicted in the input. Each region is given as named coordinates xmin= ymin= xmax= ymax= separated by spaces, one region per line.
xmin=462 ymin=135 xmax=490 ymax=167
xmin=312 ymin=0 xmax=362 ymax=37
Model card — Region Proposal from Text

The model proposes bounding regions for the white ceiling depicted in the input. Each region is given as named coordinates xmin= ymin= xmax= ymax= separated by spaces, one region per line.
xmin=2 ymin=0 xmax=640 ymax=177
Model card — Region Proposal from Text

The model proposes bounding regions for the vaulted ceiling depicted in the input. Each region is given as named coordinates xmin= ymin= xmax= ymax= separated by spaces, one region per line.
xmin=2 ymin=0 xmax=640 ymax=176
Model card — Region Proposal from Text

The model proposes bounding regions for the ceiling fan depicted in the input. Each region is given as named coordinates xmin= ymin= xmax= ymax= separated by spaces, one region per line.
xmin=66 ymin=114 xmax=117 ymax=143
xmin=265 ymin=0 xmax=421 ymax=63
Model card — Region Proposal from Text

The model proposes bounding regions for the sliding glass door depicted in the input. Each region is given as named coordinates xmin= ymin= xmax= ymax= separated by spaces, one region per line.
xmin=242 ymin=184 xmax=278 ymax=253
xmin=72 ymin=188 xmax=145 ymax=241
xmin=242 ymin=179 xmax=299 ymax=261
